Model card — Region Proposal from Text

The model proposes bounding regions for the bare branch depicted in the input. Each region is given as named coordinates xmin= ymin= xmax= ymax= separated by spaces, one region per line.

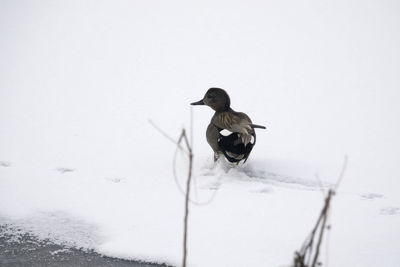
xmin=311 ymin=190 xmax=332 ymax=267
xmin=294 ymin=155 xmax=348 ymax=267
xmin=181 ymin=129 xmax=193 ymax=267
xmin=148 ymin=119 xmax=189 ymax=154
xmin=149 ymin=112 xmax=223 ymax=267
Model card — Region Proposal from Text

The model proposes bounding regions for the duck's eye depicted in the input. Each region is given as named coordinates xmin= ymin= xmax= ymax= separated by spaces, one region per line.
xmin=207 ymin=94 xmax=213 ymax=99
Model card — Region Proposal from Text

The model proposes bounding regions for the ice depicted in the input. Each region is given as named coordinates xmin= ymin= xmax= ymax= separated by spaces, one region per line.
xmin=0 ymin=212 xmax=101 ymax=250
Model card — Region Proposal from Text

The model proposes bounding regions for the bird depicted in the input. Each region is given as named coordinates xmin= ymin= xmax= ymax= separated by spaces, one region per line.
xmin=191 ymin=87 xmax=266 ymax=164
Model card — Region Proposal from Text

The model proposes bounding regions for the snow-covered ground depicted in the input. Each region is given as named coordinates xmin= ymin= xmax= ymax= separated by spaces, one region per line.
xmin=1 ymin=1 xmax=399 ymax=266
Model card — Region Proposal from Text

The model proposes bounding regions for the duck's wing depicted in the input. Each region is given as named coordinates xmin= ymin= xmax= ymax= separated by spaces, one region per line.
xmin=213 ymin=112 xmax=252 ymax=132
xmin=212 ymin=112 xmax=255 ymax=145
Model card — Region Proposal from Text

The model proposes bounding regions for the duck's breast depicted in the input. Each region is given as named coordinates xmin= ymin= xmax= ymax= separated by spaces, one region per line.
xmin=206 ymin=122 xmax=221 ymax=153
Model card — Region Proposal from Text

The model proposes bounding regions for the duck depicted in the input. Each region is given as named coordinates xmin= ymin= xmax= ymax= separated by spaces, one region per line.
xmin=191 ymin=87 xmax=266 ymax=163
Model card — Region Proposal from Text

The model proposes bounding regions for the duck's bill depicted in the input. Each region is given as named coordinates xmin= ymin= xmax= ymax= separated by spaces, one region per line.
xmin=190 ymin=99 xmax=205 ymax=105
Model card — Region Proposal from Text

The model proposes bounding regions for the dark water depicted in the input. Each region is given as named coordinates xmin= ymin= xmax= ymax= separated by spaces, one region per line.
xmin=0 ymin=225 xmax=171 ymax=267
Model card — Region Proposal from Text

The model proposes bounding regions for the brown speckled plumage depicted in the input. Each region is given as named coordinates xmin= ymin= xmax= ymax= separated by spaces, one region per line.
xmin=191 ymin=88 xmax=266 ymax=163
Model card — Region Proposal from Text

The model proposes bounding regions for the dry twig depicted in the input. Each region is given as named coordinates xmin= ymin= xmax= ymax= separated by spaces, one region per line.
xmin=148 ymin=118 xmax=195 ymax=267
xmin=179 ymin=129 xmax=193 ymax=267
xmin=293 ymin=156 xmax=348 ymax=267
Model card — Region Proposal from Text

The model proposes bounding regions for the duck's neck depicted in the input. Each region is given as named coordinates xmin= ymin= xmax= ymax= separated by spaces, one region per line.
xmin=214 ymin=106 xmax=233 ymax=113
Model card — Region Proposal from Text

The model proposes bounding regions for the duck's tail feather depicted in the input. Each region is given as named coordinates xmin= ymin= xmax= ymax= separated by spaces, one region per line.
xmin=250 ymin=124 xmax=266 ymax=129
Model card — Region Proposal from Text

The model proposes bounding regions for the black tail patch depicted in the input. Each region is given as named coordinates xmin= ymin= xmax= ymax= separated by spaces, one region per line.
xmin=217 ymin=132 xmax=255 ymax=163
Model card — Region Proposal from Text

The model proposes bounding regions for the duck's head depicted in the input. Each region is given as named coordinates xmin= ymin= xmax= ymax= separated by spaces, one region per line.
xmin=191 ymin=87 xmax=231 ymax=112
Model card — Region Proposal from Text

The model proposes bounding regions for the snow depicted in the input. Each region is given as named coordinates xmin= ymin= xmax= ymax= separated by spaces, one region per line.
xmin=1 ymin=0 xmax=400 ymax=266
